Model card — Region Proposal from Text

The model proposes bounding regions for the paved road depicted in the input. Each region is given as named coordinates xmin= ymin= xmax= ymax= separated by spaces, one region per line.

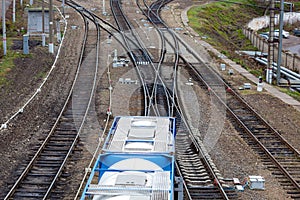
xmin=282 ymin=35 xmax=300 ymax=56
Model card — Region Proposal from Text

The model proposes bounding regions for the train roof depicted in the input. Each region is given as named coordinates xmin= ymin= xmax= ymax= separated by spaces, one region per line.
xmin=103 ymin=116 xmax=176 ymax=154
xmin=82 ymin=153 xmax=174 ymax=200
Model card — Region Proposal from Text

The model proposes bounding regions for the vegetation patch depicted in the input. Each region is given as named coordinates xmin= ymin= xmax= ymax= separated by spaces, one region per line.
xmin=278 ymin=87 xmax=300 ymax=101
xmin=188 ymin=0 xmax=263 ymax=53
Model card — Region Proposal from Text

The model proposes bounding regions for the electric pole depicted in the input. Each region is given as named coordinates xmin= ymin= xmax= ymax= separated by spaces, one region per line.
xmin=49 ymin=0 xmax=54 ymax=53
xmin=277 ymin=0 xmax=284 ymax=85
xmin=2 ymin=0 xmax=7 ymax=56
xmin=42 ymin=0 xmax=46 ymax=46
xmin=267 ymin=0 xmax=275 ymax=84
xmin=13 ymin=0 xmax=16 ymax=23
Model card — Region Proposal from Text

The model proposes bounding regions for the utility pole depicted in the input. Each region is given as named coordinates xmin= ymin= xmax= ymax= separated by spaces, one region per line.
xmin=277 ymin=0 xmax=284 ymax=85
xmin=267 ymin=0 xmax=275 ymax=84
xmin=42 ymin=0 xmax=46 ymax=46
xmin=103 ymin=0 xmax=106 ymax=15
xmin=13 ymin=0 xmax=16 ymax=22
xmin=62 ymin=0 xmax=65 ymax=16
xmin=49 ymin=0 xmax=54 ymax=53
xmin=2 ymin=0 xmax=7 ymax=55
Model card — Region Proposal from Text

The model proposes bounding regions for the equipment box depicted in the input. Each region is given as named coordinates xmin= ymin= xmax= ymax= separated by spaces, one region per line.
xmin=249 ymin=176 xmax=265 ymax=190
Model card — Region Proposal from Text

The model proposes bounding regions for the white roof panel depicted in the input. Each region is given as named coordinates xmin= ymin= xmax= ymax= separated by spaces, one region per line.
xmin=106 ymin=116 xmax=174 ymax=153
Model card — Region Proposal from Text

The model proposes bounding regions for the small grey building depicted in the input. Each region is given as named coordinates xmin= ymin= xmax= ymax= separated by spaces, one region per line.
xmin=27 ymin=8 xmax=49 ymax=33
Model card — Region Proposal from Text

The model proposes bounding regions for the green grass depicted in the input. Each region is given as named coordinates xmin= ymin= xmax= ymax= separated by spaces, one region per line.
xmin=187 ymin=0 xmax=263 ymax=52
xmin=0 ymin=38 xmax=28 ymax=85
xmin=278 ymin=88 xmax=300 ymax=101
xmin=35 ymin=70 xmax=47 ymax=79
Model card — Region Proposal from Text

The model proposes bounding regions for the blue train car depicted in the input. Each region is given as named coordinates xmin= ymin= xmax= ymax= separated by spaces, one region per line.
xmin=81 ymin=116 xmax=176 ymax=200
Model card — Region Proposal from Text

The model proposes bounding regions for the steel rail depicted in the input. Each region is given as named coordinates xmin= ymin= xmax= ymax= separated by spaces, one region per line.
xmin=43 ymin=10 xmax=101 ymax=199
xmin=186 ymin=60 xmax=300 ymax=193
xmin=174 ymin=66 xmax=230 ymax=200
xmin=111 ymin=0 xmax=152 ymax=116
xmin=137 ymin=0 xmax=178 ymax=117
xmin=4 ymin=6 xmax=90 ymax=199
xmin=139 ymin=1 xmax=231 ymax=198
xmin=174 ymin=30 xmax=300 ymax=157
xmin=174 ymin=161 xmax=193 ymax=200
xmin=139 ymin=0 xmax=170 ymax=116
xmin=112 ymin=0 xmax=173 ymax=116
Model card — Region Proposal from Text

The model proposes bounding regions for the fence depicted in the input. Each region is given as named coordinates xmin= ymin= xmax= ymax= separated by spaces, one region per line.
xmin=243 ymin=28 xmax=300 ymax=73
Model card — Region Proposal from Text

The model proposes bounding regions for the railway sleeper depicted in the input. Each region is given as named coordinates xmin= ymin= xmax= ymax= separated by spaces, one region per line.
xmin=44 ymin=145 xmax=71 ymax=150
xmin=27 ymin=172 xmax=57 ymax=176
xmin=21 ymin=180 xmax=52 ymax=185
xmin=270 ymin=152 xmax=296 ymax=158
xmin=184 ymin=175 xmax=211 ymax=181
xmin=42 ymin=150 xmax=69 ymax=154
xmin=55 ymin=129 xmax=78 ymax=133
xmin=49 ymin=137 xmax=77 ymax=141
xmin=35 ymin=160 xmax=65 ymax=164
xmin=177 ymin=154 xmax=200 ymax=158
xmin=57 ymin=121 xmax=76 ymax=126
xmin=282 ymin=185 xmax=298 ymax=190
xmin=189 ymin=194 xmax=224 ymax=200
xmin=180 ymin=168 xmax=206 ymax=173
xmin=178 ymin=161 xmax=204 ymax=168
xmin=290 ymin=194 xmax=300 ymax=199
xmin=56 ymin=124 xmax=77 ymax=130
xmin=36 ymin=158 xmax=65 ymax=163
xmin=276 ymin=178 xmax=297 ymax=184
xmin=46 ymin=143 xmax=73 ymax=148
xmin=187 ymin=183 xmax=214 ymax=188
xmin=178 ymin=157 xmax=202 ymax=162
xmin=31 ymin=166 xmax=60 ymax=172
xmin=41 ymin=148 xmax=70 ymax=153
xmin=279 ymin=164 xmax=300 ymax=169
xmin=176 ymin=150 xmax=195 ymax=154
xmin=271 ymin=171 xmax=299 ymax=176
xmin=13 ymin=192 xmax=46 ymax=198
xmin=182 ymin=170 xmax=208 ymax=176
xmin=274 ymin=155 xmax=300 ymax=159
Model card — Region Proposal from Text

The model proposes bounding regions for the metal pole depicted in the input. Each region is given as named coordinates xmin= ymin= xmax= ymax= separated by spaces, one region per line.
xmin=56 ymin=19 xmax=61 ymax=43
xmin=49 ymin=0 xmax=54 ymax=53
xmin=62 ymin=0 xmax=65 ymax=16
xmin=267 ymin=0 xmax=275 ymax=84
xmin=13 ymin=0 xmax=16 ymax=23
xmin=42 ymin=0 xmax=46 ymax=46
xmin=2 ymin=0 xmax=7 ymax=56
xmin=277 ymin=0 xmax=284 ymax=85
xmin=103 ymin=0 xmax=106 ymax=15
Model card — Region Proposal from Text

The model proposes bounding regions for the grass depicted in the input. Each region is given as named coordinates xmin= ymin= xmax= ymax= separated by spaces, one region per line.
xmin=187 ymin=0 xmax=262 ymax=52
xmin=35 ymin=71 xmax=47 ymax=80
xmin=0 ymin=38 xmax=29 ymax=86
xmin=278 ymin=87 xmax=300 ymax=101
xmin=187 ymin=0 xmax=300 ymax=101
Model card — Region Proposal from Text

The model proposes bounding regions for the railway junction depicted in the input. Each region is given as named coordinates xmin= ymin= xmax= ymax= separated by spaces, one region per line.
xmin=1 ymin=0 xmax=300 ymax=199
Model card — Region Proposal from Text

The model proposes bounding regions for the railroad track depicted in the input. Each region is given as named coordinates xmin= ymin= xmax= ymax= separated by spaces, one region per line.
xmin=136 ymin=0 xmax=179 ymax=117
xmin=4 ymin=5 xmax=100 ymax=199
xmin=174 ymin=111 xmax=237 ymax=199
xmin=111 ymin=0 xmax=175 ymax=117
xmin=186 ymin=60 xmax=300 ymax=198
xmin=137 ymin=0 xmax=238 ymax=198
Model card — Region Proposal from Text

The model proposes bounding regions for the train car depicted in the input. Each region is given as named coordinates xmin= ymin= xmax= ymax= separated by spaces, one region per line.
xmin=81 ymin=116 xmax=176 ymax=200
